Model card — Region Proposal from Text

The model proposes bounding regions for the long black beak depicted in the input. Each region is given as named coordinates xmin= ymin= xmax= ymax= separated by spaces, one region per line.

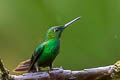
xmin=63 ymin=17 xmax=80 ymax=28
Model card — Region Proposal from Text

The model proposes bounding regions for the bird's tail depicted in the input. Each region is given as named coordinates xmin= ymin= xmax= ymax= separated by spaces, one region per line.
xmin=13 ymin=59 xmax=31 ymax=73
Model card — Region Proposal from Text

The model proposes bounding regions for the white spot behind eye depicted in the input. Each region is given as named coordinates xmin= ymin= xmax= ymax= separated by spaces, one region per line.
xmin=54 ymin=29 xmax=56 ymax=32
xmin=54 ymin=28 xmax=59 ymax=32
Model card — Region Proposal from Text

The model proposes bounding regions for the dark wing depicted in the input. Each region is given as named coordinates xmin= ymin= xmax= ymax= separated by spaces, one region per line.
xmin=28 ymin=44 xmax=44 ymax=71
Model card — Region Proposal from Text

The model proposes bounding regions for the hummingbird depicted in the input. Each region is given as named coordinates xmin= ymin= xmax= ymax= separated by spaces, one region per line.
xmin=13 ymin=17 xmax=80 ymax=72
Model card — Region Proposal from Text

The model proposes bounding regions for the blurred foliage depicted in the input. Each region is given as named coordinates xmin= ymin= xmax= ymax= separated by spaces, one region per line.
xmin=0 ymin=0 xmax=120 ymax=75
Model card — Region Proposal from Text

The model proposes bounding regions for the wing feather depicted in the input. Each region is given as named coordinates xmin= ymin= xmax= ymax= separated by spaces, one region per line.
xmin=28 ymin=44 xmax=44 ymax=71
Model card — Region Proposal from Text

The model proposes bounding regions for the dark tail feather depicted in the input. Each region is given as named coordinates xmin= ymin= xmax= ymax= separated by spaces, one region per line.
xmin=13 ymin=59 xmax=31 ymax=73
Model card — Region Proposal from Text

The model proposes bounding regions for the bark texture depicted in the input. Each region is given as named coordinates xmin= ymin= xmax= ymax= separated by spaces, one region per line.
xmin=1 ymin=57 xmax=120 ymax=80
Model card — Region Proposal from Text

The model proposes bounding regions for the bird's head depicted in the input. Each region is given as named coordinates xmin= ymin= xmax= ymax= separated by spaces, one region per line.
xmin=46 ymin=17 xmax=80 ymax=40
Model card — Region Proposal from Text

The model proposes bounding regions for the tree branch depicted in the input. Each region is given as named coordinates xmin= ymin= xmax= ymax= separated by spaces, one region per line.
xmin=0 ymin=57 xmax=9 ymax=80
xmin=1 ymin=57 xmax=120 ymax=80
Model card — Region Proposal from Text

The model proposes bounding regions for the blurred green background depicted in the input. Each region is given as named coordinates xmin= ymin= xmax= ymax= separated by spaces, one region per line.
xmin=0 ymin=0 xmax=120 ymax=74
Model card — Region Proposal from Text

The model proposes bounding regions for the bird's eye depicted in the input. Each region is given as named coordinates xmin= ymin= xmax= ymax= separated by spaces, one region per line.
xmin=54 ymin=28 xmax=59 ymax=32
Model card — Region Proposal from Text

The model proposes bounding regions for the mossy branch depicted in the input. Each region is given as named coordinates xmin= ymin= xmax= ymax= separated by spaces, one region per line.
xmin=0 ymin=57 xmax=9 ymax=80
xmin=1 ymin=57 xmax=120 ymax=80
